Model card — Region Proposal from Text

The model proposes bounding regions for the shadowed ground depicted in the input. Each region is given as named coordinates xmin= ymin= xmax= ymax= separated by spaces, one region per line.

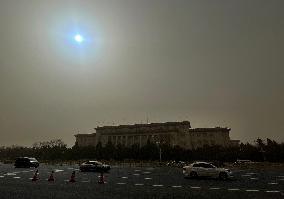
xmin=0 ymin=164 xmax=283 ymax=199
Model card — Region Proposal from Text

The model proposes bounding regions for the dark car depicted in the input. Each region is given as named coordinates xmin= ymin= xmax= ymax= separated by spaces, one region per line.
xmin=79 ymin=161 xmax=110 ymax=172
xmin=14 ymin=157 xmax=39 ymax=168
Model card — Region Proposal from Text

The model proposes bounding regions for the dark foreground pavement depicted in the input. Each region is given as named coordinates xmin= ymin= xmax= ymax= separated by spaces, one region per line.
xmin=0 ymin=164 xmax=283 ymax=199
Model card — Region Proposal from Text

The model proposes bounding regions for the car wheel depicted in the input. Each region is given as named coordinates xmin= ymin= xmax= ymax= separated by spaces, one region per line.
xmin=219 ymin=172 xmax=228 ymax=180
xmin=190 ymin=171 xmax=198 ymax=178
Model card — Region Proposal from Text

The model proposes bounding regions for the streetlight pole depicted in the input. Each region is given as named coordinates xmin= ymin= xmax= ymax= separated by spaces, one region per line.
xmin=156 ymin=141 xmax=162 ymax=163
xmin=159 ymin=146 xmax=162 ymax=163
xmin=152 ymin=135 xmax=162 ymax=163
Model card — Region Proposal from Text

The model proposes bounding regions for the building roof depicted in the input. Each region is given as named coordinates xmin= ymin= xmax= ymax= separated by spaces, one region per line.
xmin=188 ymin=127 xmax=230 ymax=132
xmin=74 ymin=133 xmax=96 ymax=137
xmin=95 ymin=121 xmax=191 ymax=130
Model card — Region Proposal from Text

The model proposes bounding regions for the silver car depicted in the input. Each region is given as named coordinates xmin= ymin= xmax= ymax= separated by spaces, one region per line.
xmin=79 ymin=160 xmax=111 ymax=172
xmin=183 ymin=161 xmax=233 ymax=180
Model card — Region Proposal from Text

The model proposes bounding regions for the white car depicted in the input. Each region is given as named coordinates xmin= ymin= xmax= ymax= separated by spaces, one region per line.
xmin=79 ymin=161 xmax=111 ymax=172
xmin=183 ymin=161 xmax=233 ymax=180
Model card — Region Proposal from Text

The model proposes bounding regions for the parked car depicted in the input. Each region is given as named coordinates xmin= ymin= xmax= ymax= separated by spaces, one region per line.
xmin=14 ymin=157 xmax=39 ymax=168
xmin=233 ymin=159 xmax=253 ymax=165
xmin=182 ymin=161 xmax=233 ymax=180
xmin=79 ymin=161 xmax=111 ymax=172
xmin=166 ymin=160 xmax=187 ymax=168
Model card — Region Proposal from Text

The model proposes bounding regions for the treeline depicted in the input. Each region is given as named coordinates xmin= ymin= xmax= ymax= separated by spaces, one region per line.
xmin=0 ymin=138 xmax=284 ymax=162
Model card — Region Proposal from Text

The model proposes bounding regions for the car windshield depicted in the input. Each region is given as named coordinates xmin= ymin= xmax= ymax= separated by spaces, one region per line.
xmin=192 ymin=163 xmax=216 ymax=168
xmin=89 ymin=161 xmax=102 ymax=165
xmin=204 ymin=164 xmax=216 ymax=168
xmin=29 ymin=158 xmax=37 ymax=161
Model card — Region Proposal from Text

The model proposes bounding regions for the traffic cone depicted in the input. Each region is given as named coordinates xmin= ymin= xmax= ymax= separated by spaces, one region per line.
xmin=69 ymin=171 xmax=76 ymax=183
xmin=32 ymin=169 xmax=39 ymax=182
xmin=98 ymin=172 xmax=105 ymax=184
xmin=48 ymin=171 xmax=55 ymax=182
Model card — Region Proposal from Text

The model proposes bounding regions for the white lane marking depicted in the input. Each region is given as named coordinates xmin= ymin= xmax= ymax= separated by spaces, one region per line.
xmin=250 ymin=178 xmax=258 ymax=180
xmin=133 ymin=174 xmax=140 ymax=176
xmin=190 ymin=186 xmax=201 ymax=189
xmin=117 ymin=182 xmax=126 ymax=185
xmin=172 ymin=185 xmax=182 ymax=188
xmin=13 ymin=177 xmax=21 ymax=179
xmin=266 ymin=190 xmax=280 ymax=193
xmin=144 ymin=177 xmax=152 ymax=180
xmin=268 ymin=182 xmax=278 ymax=185
xmin=228 ymin=188 xmax=240 ymax=191
xmin=134 ymin=170 xmax=141 ymax=172
xmin=276 ymin=176 xmax=284 ymax=178
xmin=246 ymin=190 xmax=259 ymax=192
xmin=209 ymin=187 xmax=221 ymax=190
xmin=0 ymin=176 xmax=4 ymax=178
xmin=54 ymin=169 xmax=64 ymax=173
xmin=242 ymin=175 xmax=251 ymax=177
xmin=81 ymin=180 xmax=90 ymax=183
xmin=5 ymin=173 xmax=16 ymax=176
xmin=67 ymin=168 xmax=74 ymax=170
xmin=279 ymin=179 xmax=284 ymax=181
xmin=246 ymin=173 xmax=257 ymax=175
xmin=13 ymin=172 xmax=20 ymax=174
xmin=153 ymin=185 xmax=163 ymax=187
xmin=64 ymin=180 xmax=69 ymax=182
xmin=121 ymin=177 xmax=128 ymax=179
xmin=29 ymin=178 xmax=33 ymax=180
xmin=143 ymin=172 xmax=151 ymax=174
xmin=135 ymin=183 xmax=144 ymax=186
xmin=22 ymin=171 xmax=30 ymax=173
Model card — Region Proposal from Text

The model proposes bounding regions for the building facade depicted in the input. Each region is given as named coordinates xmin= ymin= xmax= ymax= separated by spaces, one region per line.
xmin=74 ymin=121 xmax=239 ymax=149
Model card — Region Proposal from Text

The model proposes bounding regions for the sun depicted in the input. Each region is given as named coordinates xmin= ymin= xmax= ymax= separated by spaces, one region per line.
xmin=74 ymin=34 xmax=83 ymax=43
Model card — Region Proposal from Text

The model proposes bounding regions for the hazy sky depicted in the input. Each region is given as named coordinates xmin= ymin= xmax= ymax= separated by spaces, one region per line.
xmin=0 ymin=0 xmax=283 ymax=147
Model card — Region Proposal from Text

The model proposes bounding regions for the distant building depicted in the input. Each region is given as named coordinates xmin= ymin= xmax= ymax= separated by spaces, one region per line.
xmin=74 ymin=121 xmax=239 ymax=149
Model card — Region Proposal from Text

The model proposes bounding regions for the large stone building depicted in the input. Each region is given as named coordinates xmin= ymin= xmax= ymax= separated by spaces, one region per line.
xmin=74 ymin=121 xmax=239 ymax=149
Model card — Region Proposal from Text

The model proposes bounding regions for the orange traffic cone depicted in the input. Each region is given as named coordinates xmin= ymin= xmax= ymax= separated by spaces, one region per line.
xmin=32 ymin=169 xmax=39 ymax=182
xmin=69 ymin=171 xmax=76 ymax=183
xmin=48 ymin=171 xmax=55 ymax=182
xmin=98 ymin=172 xmax=105 ymax=184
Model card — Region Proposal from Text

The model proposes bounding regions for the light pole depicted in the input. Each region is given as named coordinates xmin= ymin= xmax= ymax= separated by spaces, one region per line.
xmin=156 ymin=141 xmax=162 ymax=163
xmin=152 ymin=135 xmax=163 ymax=163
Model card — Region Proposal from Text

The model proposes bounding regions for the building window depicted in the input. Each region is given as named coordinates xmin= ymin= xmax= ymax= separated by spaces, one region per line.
xmin=141 ymin=135 xmax=147 ymax=145
xmin=112 ymin=136 xmax=116 ymax=143
xmin=204 ymin=140 xmax=209 ymax=145
xmin=134 ymin=135 xmax=139 ymax=144
xmin=122 ymin=136 xmax=126 ymax=146
xmin=128 ymin=136 xmax=133 ymax=146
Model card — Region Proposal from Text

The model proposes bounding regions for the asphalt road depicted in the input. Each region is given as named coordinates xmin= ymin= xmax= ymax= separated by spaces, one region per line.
xmin=0 ymin=163 xmax=283 ymax=199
